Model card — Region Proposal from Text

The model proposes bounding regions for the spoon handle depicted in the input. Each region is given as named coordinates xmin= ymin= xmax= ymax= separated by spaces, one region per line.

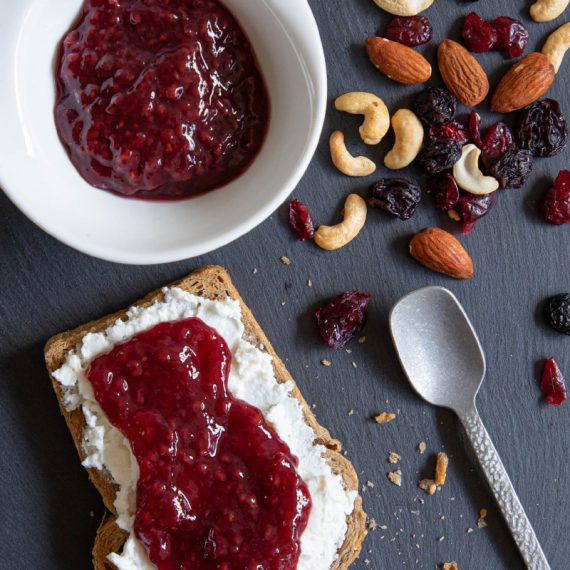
xmin=460 ymin=406 xmax=550 ymax=570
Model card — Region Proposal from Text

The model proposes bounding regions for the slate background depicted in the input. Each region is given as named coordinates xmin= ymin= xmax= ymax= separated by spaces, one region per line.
xmin=1 ymin=0 xmax=569 ymax=568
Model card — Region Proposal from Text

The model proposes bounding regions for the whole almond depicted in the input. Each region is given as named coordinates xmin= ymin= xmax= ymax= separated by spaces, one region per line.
xmin=437 ymin=39 xmax=489 ymax=107
xmin=366 ymin=37 xmax=431 ymax=85
xmin=491 ymin=52 xmax=555 ymax=113
xmin=410 ymin=227 xmax=474 ymax=280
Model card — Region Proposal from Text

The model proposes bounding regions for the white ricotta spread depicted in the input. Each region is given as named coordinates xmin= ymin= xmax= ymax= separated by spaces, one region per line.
xmin=53 ymin=288 xmax=356 ymax=570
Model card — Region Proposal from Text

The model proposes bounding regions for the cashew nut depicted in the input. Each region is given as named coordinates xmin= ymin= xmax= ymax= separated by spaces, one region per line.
xmin=329 ymin=131 xmax=376 ymax=177
xmin=335 ymin=92 xmax=390 ymax=145
xmin=542 ymin=22 xmax=570 ymax=73
xmin=453 ymin=144 xmax=499 ymax=196
xmin=384 ymin=109 xmax=424 ymax=170
xmin=372 ymin=0 xmax=434 ymax=16
xmin=314 ymin=194 xmax=367 ymax=251
xmin=530 ymin=0 xmax=569 ymax=22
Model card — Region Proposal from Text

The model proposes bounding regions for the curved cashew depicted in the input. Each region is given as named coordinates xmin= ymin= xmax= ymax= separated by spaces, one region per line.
xmin=384 ymin=109 xmax=424 ymax=170
xmin=530 ymin=0 xmax=569 ymax=22
xmin=335 ymin=92 xmax=390 ymax=145
xmin=542 ymin=22 xmax=570 ymax=73
xmin=329 ymin=131 xmax=376 ymax=177
xmin=314 ymin=194 xmax=367 ymax=251
xmin=453 ymin=144 xmax=499 ymax=196
xmin=372 ymin=0 xmax=434 ymax=16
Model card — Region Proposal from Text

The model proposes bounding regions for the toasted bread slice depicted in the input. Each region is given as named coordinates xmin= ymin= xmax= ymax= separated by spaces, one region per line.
xmin=44 ymin=265 xmax=367 ymax=569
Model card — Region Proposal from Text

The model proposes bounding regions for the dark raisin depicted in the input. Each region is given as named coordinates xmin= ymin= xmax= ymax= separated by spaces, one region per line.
xmin=418 ymin=140 xmax=462 ymax=174
xmin=493 ymin=17 xmax=528 ymax=58
xmin=428 ymin=120 xmax=469 ymax=144
xmin=462 ymin=12 xmax=497 ymax=53
xmin=456 ymin=191 xmax=497 ymax=234
xmin=385 ymin=16 xmax=433 ymax=46
xmin=369 ymin=178 xmax=422 ymax=220
xmin=481 ymin=122 xmax=514 ymax=164
xmin=542 ymin=170 xmax=570 ymax=225
xmin=288 ymin=199 xmax=315 ymax=240
xmin=487 ymin=148 xmax=532 ymax=189
xmin=469 ymin=111 xmax=483 ymax=148
xmin=427 ymin=172 xmax=460 ymax=211
xmin=315 ymin=291 xmax=371 ymax=349
xmin=544 ymin=294 xmax=570 ymax=335
xmin=414 ymin=88 xmax=457 ymax=125
xmin=517 ymin=99 xmax=568 ymax=158
xmin=540 ymin=357 xmax=567 ymax=407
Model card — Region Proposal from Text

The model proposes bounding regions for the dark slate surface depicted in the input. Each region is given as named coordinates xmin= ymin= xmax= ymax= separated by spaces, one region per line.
xmin=1 ymin=1 xmax=569 ymax=568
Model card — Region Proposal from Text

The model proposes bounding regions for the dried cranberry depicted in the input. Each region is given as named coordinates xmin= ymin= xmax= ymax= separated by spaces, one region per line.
xmin=540 ymin=358 xmax=567 ymax=407
xmin=542 ymin=170 xmax=570 ymax=225
xmin=469 ymin=111 xmax=483 ymax=148
xmin=493 ymin=17 xmax=528 ymax=58
xmin=481 ymin=122 xmax=514 ymax=163
xmin=427 ymin=172 xmax=460 ymax=211
xmin=418 ymin=140 xmax=462 ymax=174
xmin=288 ymin=199 xmax=315 ymax=240
xmin=385 ymin=16 xmax=433 ymax=47
xmin=428 ymin=121 xmax=469 ymax=144
xmin=517 ymin=99 xmax=568 ymax=158
xmin=462 ymin=12 xmax=498 ymax=53
xmin=414 ymin=88 xmax=457 ymax=125
xmin=369 ymin=178 xmax=422 ymax=220
xmin=456 ymin=191 xmax=497 ymax=234
xmin=487 ymin=148 xmax=532 ymax=189
xmin=315 ymin=291 xmax=371 ymax=349
xmin=543 ymin=294 xmax=570 ymax=335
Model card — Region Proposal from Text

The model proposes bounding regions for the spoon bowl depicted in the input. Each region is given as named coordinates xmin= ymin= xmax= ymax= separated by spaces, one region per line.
xmin=389 ymin=286 xmax=485 ymax=414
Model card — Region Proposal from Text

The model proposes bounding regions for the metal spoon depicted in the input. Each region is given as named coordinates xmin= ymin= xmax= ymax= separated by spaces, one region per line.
xmin=389 ymin=286 xmax=550 ymax=570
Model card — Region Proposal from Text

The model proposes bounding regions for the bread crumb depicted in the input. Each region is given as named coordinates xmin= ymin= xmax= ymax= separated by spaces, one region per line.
xmin=252 ymin=268 xmax=258 ymax=274
xmin=352 ymin=361 xmax=357 ymax=369
xmin=437 ymin=536 xmax=445 ymax=542
xmin=388 ymin=452 xmax=401 ymax=464
xmin=379 ymin=524 xmax=388 ymax=530
xmin=418 ymin=441 xmax=426 ymax=454
xmin=418 ymin=478 xmax=437 ymax=495
xmin=374 ymin=412 xmax=396 ymax=424
xmin=307 ymin=279 xmax=313 ymax=287
xmin=442 ymin=563 xmax=458 ymax=570
xmin=348 ymin=409 xmax=354 ymax=416
xmin=280 ymin=256 xmax=291 ymax=265
xmin=435 ymin=452 xmax=449 ymax=486
xmin=358 ymin=336 xmax=366 ymax=344
xmin=466 ymin=527 xmax=474 ymax=534
xmin=320 ymin=359 xmax=331 ymax=367
xmin=387 ymin=470 xmax=402 ymax=487
xmin=477 ymin=508 xmax=488 ymax=528
xmin=367 ymin=518 xmax=378 ymax=531
xmin=366 ymin=480 xmax=375 ymax=488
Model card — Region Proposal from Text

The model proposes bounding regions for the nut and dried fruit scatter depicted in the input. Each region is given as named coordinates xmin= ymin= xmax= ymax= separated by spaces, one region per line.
xmin=456 ymin=192 xmax=497 ymax=234
xmin=543 ymin=294 xmax=570 ymax=335
xmin=540 ymin=358 xmax=568 ymax=406
xmin=369 ymin=178 xmax=422 ymax=220
xmin=542 ymin=170 xmax=570 ymax=224
xmin=428 ymin=121 xmax=469 ymax=145
xmin=481 ymin=122 xmax=515 ymax=164
xmin=414 ymin=88 xmax=457 ymax=125
xmin=462 ymin=13 xmax=528 ymax=58
xmin=419 ymin=140 xmax=462 ymax=174
xmin=288 ymin=200 xmax=315 ymax=240
xmin=517 ymin=99 xmax=568 ymax=158
xmin=427 ymin=172 xmax=460 ymax=211
xmin=386 ymin=15 xmax=433 ymax=46
xmin=315 ymin=291 xmax=371 ymax=349
xmin=487 ymin=148 xmax=533 ymax=189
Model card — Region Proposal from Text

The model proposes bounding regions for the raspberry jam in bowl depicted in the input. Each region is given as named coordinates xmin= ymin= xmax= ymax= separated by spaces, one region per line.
xmin=55 ymin=0 xmax=270 ymax=200
xmin=0 ymin=0 xmax=326 ymax=263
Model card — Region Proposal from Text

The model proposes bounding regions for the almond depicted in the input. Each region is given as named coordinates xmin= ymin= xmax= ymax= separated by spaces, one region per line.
xmin=437 ymin=39 xmax=489 ymax=107
xmin=409 ymin=227 xmax=474 ymax=280
xmin=366 ymin=37 xmax=431 ymax=85
xmin=491 ymin=52 xmax=555 ymax=113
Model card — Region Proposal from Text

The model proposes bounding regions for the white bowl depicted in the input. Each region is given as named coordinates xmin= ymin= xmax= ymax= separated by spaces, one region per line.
xmin=0 ymin=0 xmax=326 ymax=264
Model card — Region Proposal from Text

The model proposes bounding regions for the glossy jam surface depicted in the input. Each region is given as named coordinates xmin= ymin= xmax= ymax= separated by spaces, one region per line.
xmin=55 ymin=0 xmax=269 ymax=199
xmin=87 ymin=318 xmax=310 ymax=568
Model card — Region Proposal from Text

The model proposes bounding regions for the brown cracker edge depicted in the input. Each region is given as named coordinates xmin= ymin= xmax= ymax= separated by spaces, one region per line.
xmin=44 ymin=265 xmax=367 ymax=569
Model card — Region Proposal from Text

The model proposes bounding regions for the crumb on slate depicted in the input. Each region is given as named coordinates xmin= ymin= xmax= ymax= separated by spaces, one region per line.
xmin=374 ymin=412 xmax=396 ymax=425
xmin=477 ymin=508 xmax=488 ymax=529
xmin=442 ymin=563 xmax=458 ymax=570
xmin=348 ymin=409 xmax=354 ymax=416
xmin=435 ymin=452 xmax=449 ymax=486
xmin=388 ymin=452 xmax=401 ymax=464
xmin=418 ymin=478 xmax=437 ymax=495
xmin=387 ymin=470 xmax=402 ymax=487
xmin=321 ymin=359 xmax=331 ymax=367
xmin=418 ymin=441 xmax=426 ymax=454
xmin=280 ymin=256 xmax=291 ymax=265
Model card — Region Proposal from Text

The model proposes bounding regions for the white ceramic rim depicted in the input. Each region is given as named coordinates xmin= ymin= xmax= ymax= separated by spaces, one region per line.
xmin=0 ymin=0 xmax=327 ymax=265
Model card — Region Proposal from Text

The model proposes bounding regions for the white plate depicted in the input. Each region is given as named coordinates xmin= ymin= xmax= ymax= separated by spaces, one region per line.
xmin=0 ymin=0 xmax=326 ymax=264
